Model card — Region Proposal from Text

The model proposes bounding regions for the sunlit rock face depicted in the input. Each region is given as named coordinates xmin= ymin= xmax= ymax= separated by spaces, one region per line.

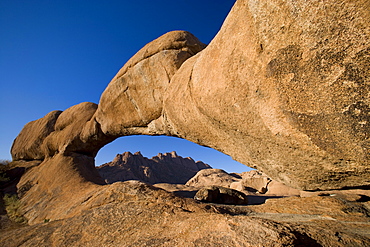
xmin=94 ymin=31 xmax=207 ymax=136
xmin=10 ymin=31 xmax=208 ymax=224
xmin=10 ymin=0 xmax=370 ymax=225
xmin=164 ymin=0 xmax=370 ymax=190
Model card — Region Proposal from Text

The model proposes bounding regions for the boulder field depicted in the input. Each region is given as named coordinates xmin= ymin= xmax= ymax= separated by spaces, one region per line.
xmin=3 ymin=0 xmax=370 ymax=245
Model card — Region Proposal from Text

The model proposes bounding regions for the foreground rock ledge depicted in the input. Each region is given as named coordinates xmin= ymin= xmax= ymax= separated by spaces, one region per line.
xmin=1 ymin=180 xmax=370 ymax=246
xmin=8 ymin=0 xmax=370 ymax=239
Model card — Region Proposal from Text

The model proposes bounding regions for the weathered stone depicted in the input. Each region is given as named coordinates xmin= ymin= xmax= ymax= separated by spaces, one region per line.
xmin=235 ymin=170 xmax=301 ymax=196
xmin=12 ymin=0 xmax=369 ymax=195
xmin=42 ymin=102 xmax=100 ymax=157
xmin=6 ymin=181 xmax=364 ymax=247
xmin=94 ymin=31 xmax=206 ymax=136
xmin=194 ymin=185 xmax=249 ymax=205
xmin=6 ymin=1 xmax=370 ymax=244
xmin=186 ymin=168 xmax=240 ymax=188
xmin=8 ymin=31 xmax=207 ymax=226
xmin=266 ymin=180 xmax=301 ymax=197
xmin=164 ymin=0 xmax=370 ymax=190
xmin=11 ymin=110 xmax=61 ymax=161
xmin=15 ymin=153 xmax=104 ymax=224
xmin=2 ymin=181 xmax=370 ymax=246
xmin=241 ymin=170 xmax=271 ymax=194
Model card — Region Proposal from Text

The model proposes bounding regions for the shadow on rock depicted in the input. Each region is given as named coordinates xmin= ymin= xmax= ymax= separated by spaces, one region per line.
xmin=247 ymin=195 xmax=285 ymax=205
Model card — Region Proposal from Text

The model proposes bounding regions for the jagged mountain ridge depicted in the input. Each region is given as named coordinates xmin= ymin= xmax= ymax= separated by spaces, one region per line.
xmin=97 ymin=151 xmax=211 ymax=184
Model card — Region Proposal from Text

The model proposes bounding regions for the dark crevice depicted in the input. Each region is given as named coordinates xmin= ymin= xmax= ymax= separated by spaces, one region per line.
xmin=339 ymin=184 xmax=370 ymax=190
xmin=356 ymin=195 xmax=370 ymax=202
xmin=291 ymin=230 xmax=322 ymax=247
xmin=303 ymin=184 xmax=370 ymax=192
xmin=73 ymin=151 xmax=95 ymax=158
xmin=0 ymin=167 xmax=26 ymax=195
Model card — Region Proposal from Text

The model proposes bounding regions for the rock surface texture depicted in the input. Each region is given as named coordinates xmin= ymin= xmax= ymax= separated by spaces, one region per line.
xmin=164 ymin=0 xmax=370 ymax=190
xmin=4 ymin=0 xmax=370 ymax=246
xmin=1 ymin=180 xmax=370 ymax=246
xmin=186 ymin=168 xmax=241 ymax=188
xmin=11 ymin=0 xmax=370 ymax=194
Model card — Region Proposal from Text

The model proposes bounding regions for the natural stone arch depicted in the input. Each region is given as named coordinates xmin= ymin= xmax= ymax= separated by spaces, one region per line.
xmin=94 ymin=135 xmax=249 ymax=174
xmin=10 ymin=0 xmax=370 ymax=224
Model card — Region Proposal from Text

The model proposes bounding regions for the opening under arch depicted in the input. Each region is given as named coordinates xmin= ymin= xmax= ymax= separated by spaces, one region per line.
xmin=95 ymin=135 xmax=253 ymax=174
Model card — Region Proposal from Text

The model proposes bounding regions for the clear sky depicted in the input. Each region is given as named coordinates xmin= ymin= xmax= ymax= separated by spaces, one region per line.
xmin=0 ymin=0 xmax=252 ymax=173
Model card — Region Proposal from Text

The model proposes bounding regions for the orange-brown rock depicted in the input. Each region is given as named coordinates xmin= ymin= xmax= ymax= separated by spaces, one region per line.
xmin=1 ymin=180 xmax=370 ymax=246
xmin=9 ymin=31 xmax=207 ymax=226
xmin=233 ymin=171 xmax=301 ymax=197
xmin=194 ymin=185 xmax=249 ymax=205
xmin=164 ymin=0 xmax=370 ymax=190
xmin=11 ymin=110 xmax=61 ymax=161
xmin=94 ymin=31 xmax=206 ymax=136
xmin=11 ymin=0 xmax=370 ymax=196
xmin=42 ymin=102 xmax=103 ymax=158
xmin=186 ymin=168 xmax=240 ymax=188
xmin=5 ymin=0 xmax=370 ymax=245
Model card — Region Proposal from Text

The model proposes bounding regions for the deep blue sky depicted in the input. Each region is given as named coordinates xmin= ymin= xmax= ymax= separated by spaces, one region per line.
xmin=0 ymin=0 xmax=252 ymax=173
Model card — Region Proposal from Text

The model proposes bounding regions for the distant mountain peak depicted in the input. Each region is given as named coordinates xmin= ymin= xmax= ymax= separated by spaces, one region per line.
xmin=97 ymin=151 xmax=211 ymax=185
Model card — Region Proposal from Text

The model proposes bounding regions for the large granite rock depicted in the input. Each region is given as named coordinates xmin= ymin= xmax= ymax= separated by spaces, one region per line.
xmin=94 ymin=31 xmax=206 ymax=136
xmin=11 ymin=110 xmax=61 ymax=161
xmin=6 ymin=1 xmax=370 ymax=243
xmin=164 ymin=0 xmax=370 ymax=190
xmin=1 ymin=180 xmax=370 ymax=246
xmin=186 ymin=168 xmax=241 ymax=188
xmin=235 ymin=170 xmax=301 ymax=197
xmin=11 ymin=0 xmax=369 ymax=195
xmin=9 ymin=31 xmax=207 ymax=225
xmin=194 ymin=185 xmax=249 ymax=205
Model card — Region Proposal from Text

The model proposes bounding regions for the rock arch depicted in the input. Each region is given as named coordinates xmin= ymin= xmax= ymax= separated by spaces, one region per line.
xmin=10 ymin=0 xmax=370 ymax=224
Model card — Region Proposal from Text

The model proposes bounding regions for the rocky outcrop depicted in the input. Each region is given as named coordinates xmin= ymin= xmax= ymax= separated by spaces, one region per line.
xmin=234 ymin=170 xmax=301 ymax=197
xmin=94 ymin=31 xmax=206 ymax=136
xmin=11 ymin=111 xmax=61 ymax=161
xmin=97 ymin=151 xmax=210 ymax=184
xmin=2 ymin=180 xmax=370 ymax=246
xmin=164 ymin=0 xmax=370 ymax=190
xmin=5 ymin=0 xmax=370 ymax=245
xmin=153 ymin=169 xmax=301 ymax=203
xmin=10 ymin=0 xmax=369 ymax=200
xmin=186 ymin=168 xmax=241 ymax=188
xmin=194 ymin=185 xmax=249 ymax=205
xmin=9 ymin=31 xmax=205 ymax=225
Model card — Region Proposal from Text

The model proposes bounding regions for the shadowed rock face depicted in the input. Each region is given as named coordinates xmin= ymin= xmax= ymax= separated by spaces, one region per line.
xmin=9 ymin=0 xmax=370 ymax=225
xmin=194 ymin=186 xmax=249 ymax=205
xmin=97 ymin=151 xmax=210 ymax=184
